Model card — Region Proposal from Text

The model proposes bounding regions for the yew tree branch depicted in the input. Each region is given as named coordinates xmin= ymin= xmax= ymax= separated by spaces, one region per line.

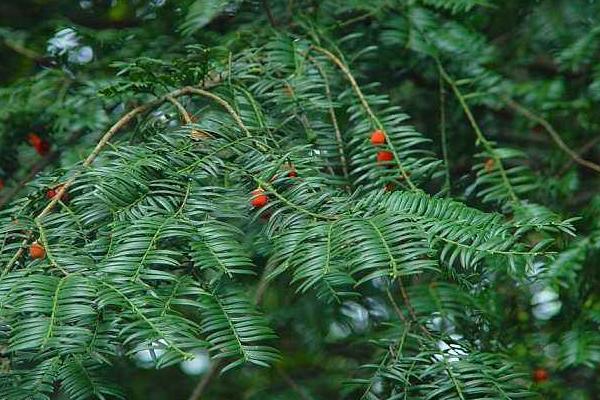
xmin=311 ymin=45 xmax=417 ymax=190
xmin=308 ymin=56 xmax=350 ymax=183
xmin=437 ymin=62 xmax=519 ymax=203
xmin=3 ymin=84 xmax=224 ymax=274
xmin=502 ymin=96 xmax=600 ymax=174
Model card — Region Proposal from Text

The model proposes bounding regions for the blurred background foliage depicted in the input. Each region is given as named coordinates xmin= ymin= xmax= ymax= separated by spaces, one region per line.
xmin=0 ymin=0 xmax=599 ymax=399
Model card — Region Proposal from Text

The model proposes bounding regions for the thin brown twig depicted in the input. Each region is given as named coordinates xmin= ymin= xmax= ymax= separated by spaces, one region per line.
xmin=261 ymin=0 xmax=277 ymax=28
xmin=397 ymin=278 xmax=431 ymax=338
xmin=166 ymin=95 xmax=211 ymax=140
xmin=254 ymin=267 xmax=273 ymax=305
xmin=3 ymin=39 xmax=40 ymax=60
xmin=2 ymin=82 xmax=224 ymax=275
xmin=558 ymin=136 xmax=600 ymax=176
xmin=308 ymin=56 xmax=350 ymax=183
xmin=439 ymin=71 xmax=451 ymax=194
xmin=2 ymin=100 xmax=160 ymax=274
xmin=185 ymin=87 xmax=253 ymax=138
xmin=166 ymin=95 xmax=193 ymax=124
xmin=389 ymin=279 xmax=465 ymax=398
xmin=36 ymin=100 xmax=162 ymax=221
xmin=502 ymin=96 xmax=600 ymax=174
xmin=385 ymin=287 xmax=409 ymax=324
xmin=336 ymin=12 xmax=375 ymax=29
xmin=437 ymin=62 xmax=519 ymax=203
xmin=187 ymin=362 xmax=221 ymax=400
xmin=277 ymin=366 xmax=313 ymax=400
xmin=0 ymin=131 xmax=83 ymax=209
xmin=311 ymin=45 xmax=416 ymax=189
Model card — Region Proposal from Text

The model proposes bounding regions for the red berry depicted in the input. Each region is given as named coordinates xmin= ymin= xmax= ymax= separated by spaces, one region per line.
xmin=370 ymin=129 xmax=386 ymax=145
xmin=35 ymin=140 xmax=50 ymax=156
xmin=250 ymin=188 xmax=269 ymax=208
xmin=27 ymin=133 xmax=42 ymax=147
xmin=46 ymin=184 xmax=68 ymax=201
xmin=376 ymin=151 xmax=394 ymax=163
xmin=29 ymin=242 xmax=46 ymax=260
xmin=28 ymin=133 xmax=50 ymax=155
xmin=532 ymin=368 xmax=549 ymax=383
xmin=288 ymin=170 xmax=298 ymax=178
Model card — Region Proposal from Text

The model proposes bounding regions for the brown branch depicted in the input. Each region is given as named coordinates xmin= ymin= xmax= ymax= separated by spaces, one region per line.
xmin=308 ymin=56 xmax=350 ymax=183
xmin=502 ymin=96 xmax=600 ymax=174
xmin=385 ymin=287 xmax=409 ymax=324
xmin=166 ymin=95 xmax=211 ymax=140
xmin=0 ymin=131 xmax=82 ymax=209
xmin=166 ymin=95 xmax=193 ymax=124
xmin=261 ymin=0 xmax=277 ymax=28
xmin=187 ymin=362 xmax=222 ymax=400
xmin=0 ymin=154 xmax=58 ymax=210
xmin=438 ymin=63 xmax=519 ymax=203
xmin=36 ymin=100 xmax=161 ymax=221
xmin=277 ymin=366 xmax=313 ymax=400
xmin=397 ymin=278 xmax=431 ymax=338
xmin=336 ymin=12 xmax=374 ymax=28
xmin=21 ymin=85 xmax=224 ymax=224
xmin=2 ymin=84 xmax=221 ymax=275
xmin=185 ymin=87 xmax=252 ymax=138
xmin=2 ymin=101 xmax=159 ymax=275
xmin=386 ymin=277 xmax=432 ymax=339
xmin=254 ymin=266 xmax=273 ymax=305
xmin=3 ymin=39 xmax=40 ymax=60
xmin=558 ymin=136 xmax=600 ymax=176
xmin=311 ymin=45 xmax=417 ymax=190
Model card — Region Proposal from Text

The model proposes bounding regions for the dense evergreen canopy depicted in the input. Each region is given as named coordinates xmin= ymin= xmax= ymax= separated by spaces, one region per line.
xmin=0 ymin=1 xmax=598 ymax=399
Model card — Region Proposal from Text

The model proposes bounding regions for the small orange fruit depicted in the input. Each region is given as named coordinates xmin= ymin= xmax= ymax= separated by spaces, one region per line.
xmin=46 ymin=184 xmax=68 ymax=201
xmin=288 ymin=170 xmax=298 ymax=178
xmin=370 ymin=129 xmax=386 ymax=145
xmin=250 ymin=188 xmax=269 ymax=208
xmin=376 ymin=151 xmax=394 ymax=164
xmin=29 ymin=242 xmax=46 ymax=260
xmin=35 ymin=140 xmax=50 ymax=156
xmin=27 ymin=133 xmax=42 ymax=147
xmin=532 ymin=368 xmax=549 ymax=383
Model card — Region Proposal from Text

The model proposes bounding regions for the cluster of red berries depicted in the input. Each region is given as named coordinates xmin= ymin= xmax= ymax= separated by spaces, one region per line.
xmin=27 ymin=133 xmax=50 ymax=156
xmin=371 ymin=129 xmax=403 ymax=191
xmin=370 ymin=129 xmax=394 ymax=163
